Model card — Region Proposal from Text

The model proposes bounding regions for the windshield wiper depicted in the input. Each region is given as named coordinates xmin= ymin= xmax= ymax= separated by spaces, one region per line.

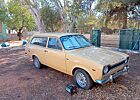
xmin=80 ymin=45 xmax=91 ymax=48
xmin=68 ymin=46 xmax=81 ymax=49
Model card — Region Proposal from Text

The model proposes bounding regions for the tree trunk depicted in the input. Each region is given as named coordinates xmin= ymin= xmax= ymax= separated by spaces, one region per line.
xmin=70 ymin=15 xmax=76 ymax=33
xmin=62 ymin=16 xmax=67 ymax=32
xmin=40 ymin=18 xmax=45 ymax=32
xmin=50 ymin=21 xmax=54 ymax=32
xmin=122 ymin=7 xmax=127 ymax=29
xmin=22 ymin=18 xmax=25 ymax=27
xmin=22 ymin=0 xmax=45 ymax=32
xmin=105 ymin=15 xmax=110 ymax=27
xmin=122 ymin=12 xmax=127 ymax=29
xmin=29 ymin=6 xmax=45 ymax=32
xmin=54 ymin=0 xmax=67 ymax=32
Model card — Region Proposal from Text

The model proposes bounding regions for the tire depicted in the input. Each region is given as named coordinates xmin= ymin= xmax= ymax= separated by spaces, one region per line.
xmin=74 ymin=69 xmax=93 ymax=89
xmin=33 ymin=56 xmax=41 ymax=69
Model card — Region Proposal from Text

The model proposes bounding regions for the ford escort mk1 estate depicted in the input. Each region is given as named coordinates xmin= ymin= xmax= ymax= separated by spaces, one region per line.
xmin=25 ymin=33 xmax=129 ymax=89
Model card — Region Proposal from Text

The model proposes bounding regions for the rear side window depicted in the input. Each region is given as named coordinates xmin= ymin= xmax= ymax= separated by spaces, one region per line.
xmin=48 ymin=38 xmax=62 ymax=50
xmin=31 ymin=37 xmax=48 ymax=47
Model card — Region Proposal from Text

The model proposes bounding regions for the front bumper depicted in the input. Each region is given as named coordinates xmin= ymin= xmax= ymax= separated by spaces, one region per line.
xmin=95 ymin=66 xmax=129 ymax=84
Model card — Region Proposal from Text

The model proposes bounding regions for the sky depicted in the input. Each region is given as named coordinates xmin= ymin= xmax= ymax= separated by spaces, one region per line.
xmin=4 ymin=0 xmax=7 ymax=3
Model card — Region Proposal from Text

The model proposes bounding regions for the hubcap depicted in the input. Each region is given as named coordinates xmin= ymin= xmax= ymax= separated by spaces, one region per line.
xmin=34 ymin=58 xmax=40 ymax=68
xmin=76 ymin=72 xmax=87 ymax=88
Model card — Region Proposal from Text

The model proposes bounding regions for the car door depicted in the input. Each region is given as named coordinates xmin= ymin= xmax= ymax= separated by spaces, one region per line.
xmin=29 ymin=37 xmax=48 ymax=65
xmin=46 ymin=37 xmax=66 ymax=73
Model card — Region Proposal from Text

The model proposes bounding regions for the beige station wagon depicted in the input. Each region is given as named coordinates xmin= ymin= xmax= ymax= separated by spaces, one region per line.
xmin=25 ymin=33 xmax=129 ymax=89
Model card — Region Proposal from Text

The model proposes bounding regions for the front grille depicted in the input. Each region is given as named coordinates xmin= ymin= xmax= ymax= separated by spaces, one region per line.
xmin=108 ymin=60 xmax=125 ymax=71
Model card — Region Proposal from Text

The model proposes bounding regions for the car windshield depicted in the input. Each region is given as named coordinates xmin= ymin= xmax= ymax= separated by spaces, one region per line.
xmin=60 ymin=35 xmax=92 ymax=50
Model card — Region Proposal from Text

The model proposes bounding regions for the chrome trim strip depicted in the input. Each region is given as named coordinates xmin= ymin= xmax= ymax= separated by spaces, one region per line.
xmin=96 ymin=66 xmax=129 ymax=84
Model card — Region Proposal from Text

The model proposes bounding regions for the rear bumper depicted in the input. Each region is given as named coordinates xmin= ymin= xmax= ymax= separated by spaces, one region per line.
xmin=95 ymin=66 xmax=129 ymax=84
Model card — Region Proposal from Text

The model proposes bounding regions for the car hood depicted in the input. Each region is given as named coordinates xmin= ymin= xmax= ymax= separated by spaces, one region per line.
xmin=67 ymin=46 xmax=128 ymax=66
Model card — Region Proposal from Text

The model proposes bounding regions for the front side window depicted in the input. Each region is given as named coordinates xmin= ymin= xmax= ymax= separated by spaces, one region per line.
xmin=31 ymin=37 xmax=48 ymax=47
xmin=60 ymin=35 xmax=92 ymax=50
xmin=48 ymin=37 xmax=62 ymax=50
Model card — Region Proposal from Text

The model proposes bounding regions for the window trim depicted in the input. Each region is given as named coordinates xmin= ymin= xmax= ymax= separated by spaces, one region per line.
xmin=47 ymin=36 xmax=64 ymax=51
xmin=30 ymin=37 xmax=48 ymax=48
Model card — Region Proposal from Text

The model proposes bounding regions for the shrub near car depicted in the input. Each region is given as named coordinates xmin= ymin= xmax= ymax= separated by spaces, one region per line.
xmin=25 ymin=33 xmax=129 ymax=89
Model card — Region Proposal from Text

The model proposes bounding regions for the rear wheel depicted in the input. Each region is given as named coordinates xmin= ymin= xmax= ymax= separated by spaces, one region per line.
xmin=33 ymin=56 xmax=41 ymax=69
xmin=74 ymin=69 xmax=93 ymax=89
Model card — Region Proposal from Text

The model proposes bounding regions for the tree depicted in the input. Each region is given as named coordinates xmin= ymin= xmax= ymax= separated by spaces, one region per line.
xmin=6 ymin=1 xmax=35 ymax=31
xmin=66 ymin=0 xmax=84 ymax=32
xmin=95 ymin=0 xmax=140 ymax=29
xmin=0 ymin=0 xmax=7 ymax=21
xmin=52 ymin=0 xmax=95 ymax=33
xmin=15 ymin=0 xmax=95 ymax=33
xmin=16 ymin=0 xmax=46 ymax=32
xmin=40 ymin=5 xmax=61 ymax=32
xmin=53 ymin=0 xmax=67 ymax=32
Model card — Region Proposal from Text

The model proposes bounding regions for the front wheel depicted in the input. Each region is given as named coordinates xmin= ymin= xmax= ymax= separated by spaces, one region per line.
xmin=74 ymin=69 xmax=93 ymax=89
xmin=33 ymin=56 xmax=41 ymax=69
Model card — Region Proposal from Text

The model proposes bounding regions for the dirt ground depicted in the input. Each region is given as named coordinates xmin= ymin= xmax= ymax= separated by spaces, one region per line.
xmin=0 ymin=36 xmax=140 ymax=100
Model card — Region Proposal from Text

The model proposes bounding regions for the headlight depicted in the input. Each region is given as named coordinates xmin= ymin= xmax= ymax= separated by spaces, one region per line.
xmin=103 ymin=65 xmax=109 ymax=74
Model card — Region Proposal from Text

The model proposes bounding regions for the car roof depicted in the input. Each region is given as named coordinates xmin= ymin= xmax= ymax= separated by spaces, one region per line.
xmin=32 ymin=32 xmax=80 ymax=38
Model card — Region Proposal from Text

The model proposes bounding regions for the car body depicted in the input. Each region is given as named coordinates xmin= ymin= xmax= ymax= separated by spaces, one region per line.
xmin=25 ymin=33 xmax=129 ymax=89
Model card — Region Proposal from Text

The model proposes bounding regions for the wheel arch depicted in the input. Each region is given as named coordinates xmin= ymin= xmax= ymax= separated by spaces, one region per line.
xmin=32 ymin=54 xmax=40 ymax=62
xmin=72 ymin=67 xmax=95 ymax=82
xmin=32 ymin=55 xmax=37 ymax=59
